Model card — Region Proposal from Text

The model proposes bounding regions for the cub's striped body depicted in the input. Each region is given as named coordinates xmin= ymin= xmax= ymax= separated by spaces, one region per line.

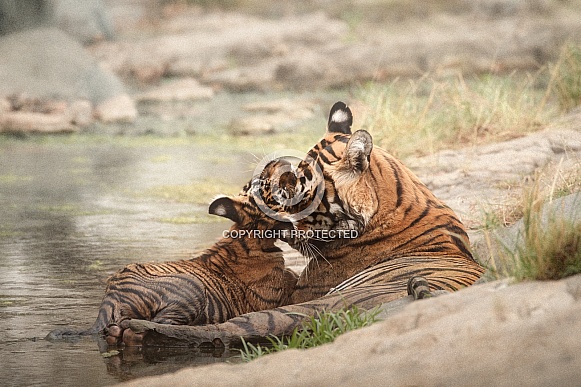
xmin=47 ymin=196 xmax=297 ymax=339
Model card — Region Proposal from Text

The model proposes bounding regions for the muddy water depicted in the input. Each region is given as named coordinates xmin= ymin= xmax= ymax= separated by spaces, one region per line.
xmin=0 ymin=136 xmax=272 ymax=386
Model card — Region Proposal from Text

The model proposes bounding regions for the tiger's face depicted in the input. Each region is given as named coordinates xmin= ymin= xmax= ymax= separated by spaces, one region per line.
xmin=238 ymin=102 xmax=376 ymax=256
xmin=289 ymin=104 xmax=377 ymax=251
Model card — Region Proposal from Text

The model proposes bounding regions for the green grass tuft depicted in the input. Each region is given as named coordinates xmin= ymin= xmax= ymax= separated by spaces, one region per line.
xmin=510 ymin=192 xmax=581 ymax=281
xmin=238 ymin=306 xmax=380 ymax=362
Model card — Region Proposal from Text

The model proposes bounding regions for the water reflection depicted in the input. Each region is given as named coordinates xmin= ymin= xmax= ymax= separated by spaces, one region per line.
xmin=0 ymin=137 xmax=248 ymax=386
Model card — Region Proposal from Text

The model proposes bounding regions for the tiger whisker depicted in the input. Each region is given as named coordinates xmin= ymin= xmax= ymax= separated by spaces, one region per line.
xmin=306 ymin=236 xmax=333 ymax=243
xmin=309 ymin=243 xmax=331 ymax=267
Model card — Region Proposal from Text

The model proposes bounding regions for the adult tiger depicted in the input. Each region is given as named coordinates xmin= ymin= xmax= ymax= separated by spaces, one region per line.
xmin=46 ymin=194 xmax=297 ymax=345
xmin=112 ymin=101 xmax=484 ymax=347
xmin=283 ymin=101 xmax=484 ymax=304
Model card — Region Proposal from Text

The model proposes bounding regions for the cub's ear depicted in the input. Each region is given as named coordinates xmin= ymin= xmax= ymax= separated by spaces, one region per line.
xmin=343 ymin=130 xmax=373 ymax=173
xmin=327 ymin=101 xmax=353 ymax=134
xmin=209 ymin=196 xmax=241 ymax=224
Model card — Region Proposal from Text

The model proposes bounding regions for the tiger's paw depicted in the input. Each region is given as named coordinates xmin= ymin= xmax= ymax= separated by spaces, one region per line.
xmin=105 ymin=320 xmax=145 ymax=347
xmin=104 ymin=321 xmax=144 ymax=346
xmin=122 ymin=326 xmax=144 ymax=346
xmin=104 ymin=323 xmax=124 ymax=346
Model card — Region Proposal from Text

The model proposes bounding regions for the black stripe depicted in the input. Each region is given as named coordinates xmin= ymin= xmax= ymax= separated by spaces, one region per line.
xmin=383 ymin=155 xmax=404 ymax=208
xmin=325 ymin=145 xmax=339 ymax=160
xmin=319 ymin=152 xmax=332 ymax=165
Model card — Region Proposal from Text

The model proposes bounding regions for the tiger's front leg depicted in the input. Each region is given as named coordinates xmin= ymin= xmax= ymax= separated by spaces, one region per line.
xmin=116 ymin=277 xmax=444 ymax=347
xmin=105 ymin=308 xmax=204 ymax=346
xmin=105 ymin=318 xmax=187 ymax=346
xmin=117 ymin=284 xmax=417 ymax=347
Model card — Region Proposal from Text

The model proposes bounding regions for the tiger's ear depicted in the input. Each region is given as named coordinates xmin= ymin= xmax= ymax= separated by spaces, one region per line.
xmin=342 ymin=130 xmax=373 ymax=173
xmin=327 ymin=101 xmax=352 ymax=134
xmin=209 ymin=196 xmax=242 ymax=223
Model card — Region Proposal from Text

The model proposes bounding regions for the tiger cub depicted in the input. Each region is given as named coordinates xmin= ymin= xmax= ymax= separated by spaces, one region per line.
xmin=47 ymin=194 xmax=297 ymax=344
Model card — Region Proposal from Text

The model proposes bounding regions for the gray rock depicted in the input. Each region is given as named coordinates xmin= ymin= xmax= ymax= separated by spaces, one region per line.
xmin=95 ymin=3 xmax=581 ymax=90
xmin=0 ymin=97 xmax=10 ymax=113
xmin=0 ymin=27 xmax=136 ymax=124
xmin=0 ymin=0 xmax=114 ymax=44
xmin=91 ymin=11 xmax=350 ymax=88
xmin=136 ymin=78 xmax=214 ymax=102
xmin=52 ymin=0 xmax=115 ymax=44
xmin=0 ymin=27 xmax=124 ymax=104
xmin=274 ymin=48 xmax=343 ymax=90
xmin=407 ymin=127 xmax=581 ymax=229
xmin=228 ymin=98 xmax=317 ymax=135
xmin=0 ymin=94 xmax=94 ymax=131
xmin=0 ymin=0 xmax=51 ymax=35
xmin=0 ymin=111 xmax=77 ymax=133
xmin=94 ymin=93 xmax=136 ymax=123
xmin=68 ymin=99 xmax=93 ymax=127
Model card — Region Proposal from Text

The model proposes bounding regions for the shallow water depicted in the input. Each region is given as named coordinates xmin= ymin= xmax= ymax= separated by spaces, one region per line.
xmin=0 ymin=136 xmax=266 ymax=386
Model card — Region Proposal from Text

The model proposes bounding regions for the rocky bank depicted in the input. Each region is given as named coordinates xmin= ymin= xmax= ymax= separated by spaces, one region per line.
xmin=97 ymin=1 xmax=581 ymax=90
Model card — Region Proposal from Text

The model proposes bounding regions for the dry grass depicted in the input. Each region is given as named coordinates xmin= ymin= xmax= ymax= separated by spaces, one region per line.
xmin=357 ymin=44 xmax=581 ymax=159
xmin=551 ymin=44 xmax=581 ymax=112
xmin=358 ymin=73 xmax=554 ymax=158
xmin=485 ymin=185 xmax=581 ymax=282
xmin=481 ymin=159 xmax=581 ymax=230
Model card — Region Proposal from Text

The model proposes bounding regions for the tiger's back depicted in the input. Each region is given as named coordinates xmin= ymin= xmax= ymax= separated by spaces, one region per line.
xmin=286 ymin=141 xmax=479 ymax=302
xmin=92 ymin=242 xmax=288 ymax=332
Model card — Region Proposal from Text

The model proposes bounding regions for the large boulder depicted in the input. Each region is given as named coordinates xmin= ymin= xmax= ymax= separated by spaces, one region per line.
xmin=52 ymin=0 xmax=115 ymax=44
xmin=0 ymin=27 xmax=136 ymax=129
xmin=0 ymin=0 xmax=114 ymax=44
